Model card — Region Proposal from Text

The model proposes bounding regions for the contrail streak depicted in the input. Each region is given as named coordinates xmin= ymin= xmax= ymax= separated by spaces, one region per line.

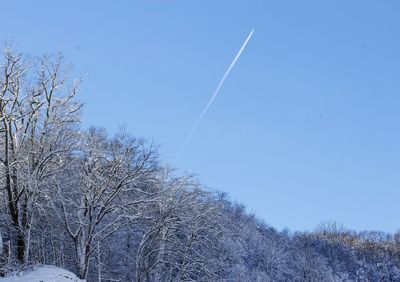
xmin=174 ymin=29 xmax=254 ymax=164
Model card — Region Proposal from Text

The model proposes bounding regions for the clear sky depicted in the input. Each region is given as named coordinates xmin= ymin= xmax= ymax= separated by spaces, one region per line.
xmin=2 ymin=1 xmax=400 ymax=232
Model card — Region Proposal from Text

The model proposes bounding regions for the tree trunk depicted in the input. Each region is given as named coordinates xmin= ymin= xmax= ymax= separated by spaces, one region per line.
xmin=76 ymin=251 xmax=87 ymax=279
xmin=0 ymin=230 xmax=3 ymax=257
xmin=75 ymin=239 xmax=89 ymax=279
xmin=16 ymin=232 xmax=25 ymax=262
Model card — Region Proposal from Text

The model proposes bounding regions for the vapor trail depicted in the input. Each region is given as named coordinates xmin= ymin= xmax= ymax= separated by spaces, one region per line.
xmin=174 ymin=29 xmax=254 ymax=164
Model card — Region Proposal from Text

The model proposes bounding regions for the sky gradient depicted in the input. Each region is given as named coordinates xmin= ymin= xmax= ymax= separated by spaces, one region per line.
xmin=1 ymin=1 xmax=400 ymax=232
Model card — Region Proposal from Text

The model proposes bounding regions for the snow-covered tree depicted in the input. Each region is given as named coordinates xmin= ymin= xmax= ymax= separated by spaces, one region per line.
xmin=134 ymin=173 xmax=224 ymax=281
xmin=0 ymin=48 xmax=82 ymax=263
xmin=55 ymin=128 xmax=156 ymax=279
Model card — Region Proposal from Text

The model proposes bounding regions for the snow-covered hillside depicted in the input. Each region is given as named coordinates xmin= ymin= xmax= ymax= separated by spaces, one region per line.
xmin=1 ymin=266 xmax=84 ymax=282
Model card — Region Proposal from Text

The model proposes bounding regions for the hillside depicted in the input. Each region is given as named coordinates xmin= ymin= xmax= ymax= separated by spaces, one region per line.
xmin=1 ymin=49 xmax=399 ymax=281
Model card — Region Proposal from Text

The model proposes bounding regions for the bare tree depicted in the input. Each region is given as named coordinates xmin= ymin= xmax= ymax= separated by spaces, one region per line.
xmin=55 ymin=128 xmax=157 ymax=279
xmin=0 ymin=47 xmax=82 ymax=263
xmin=135 ymin=173 xmax=223 ymax=282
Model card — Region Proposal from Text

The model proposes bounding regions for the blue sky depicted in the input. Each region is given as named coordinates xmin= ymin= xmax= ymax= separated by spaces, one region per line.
xmin=2 ymin=1 xmax=400 ymax=232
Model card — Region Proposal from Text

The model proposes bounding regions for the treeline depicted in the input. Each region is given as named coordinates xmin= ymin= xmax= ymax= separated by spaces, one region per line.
xmin=1 ymin=49 xmax=400 ymax=281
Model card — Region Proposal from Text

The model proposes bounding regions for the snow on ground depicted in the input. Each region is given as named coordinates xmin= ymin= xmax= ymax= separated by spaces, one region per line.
xmin=1 ymin=265 xmax=84 ymax=282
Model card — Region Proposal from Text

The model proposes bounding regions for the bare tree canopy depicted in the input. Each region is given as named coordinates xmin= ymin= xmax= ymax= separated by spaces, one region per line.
xmin=0 ymin=47 xmax=82 ymax=263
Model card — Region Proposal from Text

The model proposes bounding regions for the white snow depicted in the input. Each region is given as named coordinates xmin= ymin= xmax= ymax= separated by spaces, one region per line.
xmin=1 ymin=265 xmax=85 ymax=282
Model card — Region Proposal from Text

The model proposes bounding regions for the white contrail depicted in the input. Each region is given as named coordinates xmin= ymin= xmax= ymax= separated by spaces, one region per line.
xmin=174 ymin=29 xmax=254 ymax=164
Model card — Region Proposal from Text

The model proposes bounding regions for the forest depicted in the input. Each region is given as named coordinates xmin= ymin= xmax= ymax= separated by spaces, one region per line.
xmin=1 ymin=49 xmax=400 ymax=281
